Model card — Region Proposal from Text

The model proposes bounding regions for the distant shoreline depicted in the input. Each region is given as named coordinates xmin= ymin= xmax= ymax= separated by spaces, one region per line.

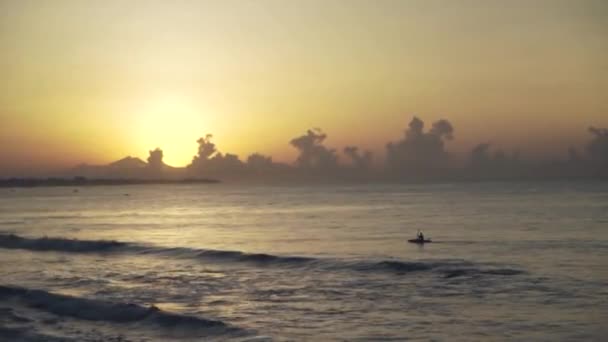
xmin=0 ymin=178 xmax=220 ymax=188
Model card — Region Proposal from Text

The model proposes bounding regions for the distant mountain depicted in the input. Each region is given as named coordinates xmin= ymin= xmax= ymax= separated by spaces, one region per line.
xmin=108 ymin=156 xmax=147 ymax=169
xmin=65 ymin=156 xmax=185 ymax=179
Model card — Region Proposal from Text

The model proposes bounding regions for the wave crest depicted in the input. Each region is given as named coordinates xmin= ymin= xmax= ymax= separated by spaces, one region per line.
xmin=0 ymin=234 xmax=524 ymax=277
xmin=0 ymin=234 xmax=125 ymax=253
xmin=443 ymin=268 xmax=525 ymax=278
xmin=0 ymin=285 xmax=233 ymax=332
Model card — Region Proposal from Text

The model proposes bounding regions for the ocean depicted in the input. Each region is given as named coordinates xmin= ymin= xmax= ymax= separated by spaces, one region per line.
xmin=1 ymin=182 xmax=607 ymax=341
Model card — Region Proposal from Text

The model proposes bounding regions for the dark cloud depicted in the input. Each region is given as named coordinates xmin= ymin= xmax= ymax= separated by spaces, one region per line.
xmin=213 ymin=153 xmax=246 ymax=174
xmin=587 ymin=127 xmax=608 ymax=165
xmin=386 ymin=117 xmax=454 ymax=177
xmin=246 ymin=153 xmax=277 ymax=176
xmin=187 ymin=135 xmax=246 ymax=177
xmin=147 ymin=148 xmax=164 ymax=172
xmin=467 ymin=143 xmax=527 ymax=179
xmin=47 ymin=118 xmax=608 ymax=182
xmin=567 ymin=147 xmax=581 ymax=163
xmin=289 ymin=129 xmax=339 ymax=171
xmin=470 ymin=143 xmax=492 ymax=168
xmin=190 ymin=134 xmax=217 ymax=168
xmin=343 ymin=146 xmax=372 ymax=170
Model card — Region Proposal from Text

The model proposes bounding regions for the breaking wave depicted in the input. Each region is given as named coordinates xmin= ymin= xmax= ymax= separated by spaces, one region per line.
xmin=0 ymin=285 xmax=237 ymax=334
xmin=0 ymin=234 xmax=524 ymax=277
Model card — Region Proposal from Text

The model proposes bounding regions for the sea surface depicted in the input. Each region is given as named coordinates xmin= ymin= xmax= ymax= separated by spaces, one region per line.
xmin=0 ymin=182 xmax=607 ymax=341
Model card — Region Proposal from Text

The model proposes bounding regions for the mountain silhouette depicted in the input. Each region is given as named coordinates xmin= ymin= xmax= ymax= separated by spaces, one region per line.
xmin=68 ymin=155 xmax=182 ymax=179
xmin=108 ymin=156 xmax=147 ymax=169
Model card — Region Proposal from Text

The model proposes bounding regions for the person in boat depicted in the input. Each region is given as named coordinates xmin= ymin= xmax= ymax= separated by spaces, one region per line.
xmin=417 ymin=230 xmax=425 ymax=241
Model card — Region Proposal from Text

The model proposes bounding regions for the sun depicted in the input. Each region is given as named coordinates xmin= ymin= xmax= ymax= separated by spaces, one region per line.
xmin=131 ymin=95 xmax=210 ymax=167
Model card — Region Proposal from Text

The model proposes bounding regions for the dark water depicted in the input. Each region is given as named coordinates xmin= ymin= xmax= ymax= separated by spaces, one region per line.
xmin=1 ymin=182 xmax=607 ymax=341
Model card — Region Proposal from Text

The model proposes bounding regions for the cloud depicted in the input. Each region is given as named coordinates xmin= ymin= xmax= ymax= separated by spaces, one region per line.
xmin=470 ymin=143 xmax=492 ymax=168
xmin=147 ymin=148 xmax=164 ymax=171
xmin=467 ymin=143 xmax=527 ymax=179
xmin=289 ymin=128 xmax=339 ymax=170
xmin=246 ymin=153 xmax=275 ymax=174
xmin=50 ymin=117 xmax=607 ymax=182
xmin=213 ymin=153 xmax=245 ymax=173
xmin=586 ymin=126 xmax=608 ymax=165
xmin=190 ymin=134 xmax=217 ymax=167
xmin=386 ymin=117 xmax=454 ymax=177
xmin=187 ymin=135 xmax=247 ymax=177
xmin=343 ymin=146 xmax=372 ymax=170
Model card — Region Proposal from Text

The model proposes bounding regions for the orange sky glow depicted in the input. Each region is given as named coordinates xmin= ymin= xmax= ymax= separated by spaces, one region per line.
xmin=1 ymin=0 xmax=606 ymax=173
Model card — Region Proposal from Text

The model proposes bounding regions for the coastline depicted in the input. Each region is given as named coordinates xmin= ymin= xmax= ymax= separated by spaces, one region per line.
xmin=0 ymin=177 xmax=220 ymax=188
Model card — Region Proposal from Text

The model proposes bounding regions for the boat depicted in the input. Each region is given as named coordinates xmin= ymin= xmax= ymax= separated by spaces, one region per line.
xmin=408 ymin=239 xmax=432 ymax=244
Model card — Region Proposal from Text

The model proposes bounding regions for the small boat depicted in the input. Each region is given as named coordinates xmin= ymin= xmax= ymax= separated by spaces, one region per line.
xmin=408 ymin=239 xmax=432 ymax=244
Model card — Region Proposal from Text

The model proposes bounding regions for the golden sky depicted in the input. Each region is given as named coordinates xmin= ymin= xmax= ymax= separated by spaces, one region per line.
xmin=1 ymin=0 xmax=606 ymax=171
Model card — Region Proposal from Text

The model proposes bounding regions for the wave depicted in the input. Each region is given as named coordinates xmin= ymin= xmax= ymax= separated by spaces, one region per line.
xmin=443 ymin=268 xmax=524 ymax=278
xmin=350 ymin=260 xmax=434 ymax=273
xmin=186 ymin=249 xmax=314 ymax=265
xmin=0 ymin=234 xmax=524 ymax=277
xmin=0 ymin=326 xmax=75 ymax=342
xmin=136 ymin=244 xmax=450 ymax=275
xmin=0 ymin=233 xmax=125 ymax=253
xmin=0 ymin=220 xmax=25 ymax=225
xmin=0 ymin=285 xmax=238 ymax=333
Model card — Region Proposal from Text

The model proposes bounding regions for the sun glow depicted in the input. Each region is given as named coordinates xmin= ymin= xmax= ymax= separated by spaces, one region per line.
xmin=130 ymin=95 xmax=210 ymax=167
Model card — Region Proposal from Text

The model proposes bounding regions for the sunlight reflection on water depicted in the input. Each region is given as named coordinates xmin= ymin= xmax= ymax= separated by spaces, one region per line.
xmin=0 ymin=182 xmax=607 ymax=340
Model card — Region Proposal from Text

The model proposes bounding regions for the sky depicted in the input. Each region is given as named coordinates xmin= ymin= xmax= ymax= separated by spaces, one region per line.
xmin=1 ymin=0 xmax=606 ymax=174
